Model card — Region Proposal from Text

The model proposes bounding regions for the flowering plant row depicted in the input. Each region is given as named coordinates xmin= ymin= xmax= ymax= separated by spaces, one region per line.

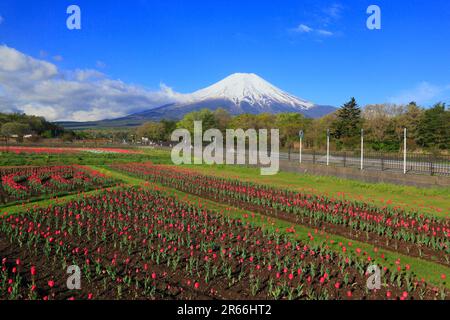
xmin=0 ymin=187 xmax=446 ymax=300
xmin=0 ymin=165 xmax=116 ymax=205
xmin=0 ymin=146 xmax=141 ymax=155
xmin=111 ymin=163 xmax=450 ymax=264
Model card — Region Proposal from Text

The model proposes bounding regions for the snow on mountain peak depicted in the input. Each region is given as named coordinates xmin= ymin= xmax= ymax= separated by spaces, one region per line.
xmin=187 ymin=73 xmax=315 ymax=110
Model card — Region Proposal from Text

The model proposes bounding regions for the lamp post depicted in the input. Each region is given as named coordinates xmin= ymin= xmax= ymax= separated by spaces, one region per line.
xmin=299 ymin=130 xmax=304 ymax=164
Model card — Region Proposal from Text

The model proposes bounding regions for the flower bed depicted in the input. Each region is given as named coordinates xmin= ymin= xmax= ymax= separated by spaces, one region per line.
xmin=0 ymin=165 xmax=116 ymax=205
xmin=0 ymin=187 xmax=445 ymax=300
xmin=0 ymin=146 xmax=141 ymax=155
xmin=111 ymin=163 xmax=450 ymax=266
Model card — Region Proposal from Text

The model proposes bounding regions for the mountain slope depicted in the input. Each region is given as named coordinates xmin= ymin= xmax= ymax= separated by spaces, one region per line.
xmin=115 ymin=73 xmax=336 ymax=120
xmin=59 ymin=73 xmax=336 ymax=129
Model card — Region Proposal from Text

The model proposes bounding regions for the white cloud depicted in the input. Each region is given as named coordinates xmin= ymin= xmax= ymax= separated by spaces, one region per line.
xmin=316 ymin=29 xmax=334 ymax=36
xmin=323 ymin=3 xmax=344 ymax=21
xmin=71 ymin=69 xmax=105 ymax=82
xmin=291 ymin=24 xmax=334 ymax=37
xmin=294 ymin=24 xmax=313 ymax=33
xmin=291 ymin=3 xmax=342 ymax=39
xmin=389 ymin=82 xmax=450 ymax=105
xmin=0 ymin=45 xmax=186 ymax=121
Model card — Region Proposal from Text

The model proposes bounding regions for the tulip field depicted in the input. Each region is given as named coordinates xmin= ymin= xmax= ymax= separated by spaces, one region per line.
xmin=0 ymin=165 xmax=117 ymax=206
xmin=0 ymin=146 xmax=142 ymax=155
xmin=0 ymin=157 xmax=449 ymax=300
xmin=110 ymin=163 xmax=450 ymax=266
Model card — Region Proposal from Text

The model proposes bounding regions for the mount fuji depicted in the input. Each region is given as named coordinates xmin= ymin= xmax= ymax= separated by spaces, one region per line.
xmin=60 ymin=73 xmax=336 ymax=129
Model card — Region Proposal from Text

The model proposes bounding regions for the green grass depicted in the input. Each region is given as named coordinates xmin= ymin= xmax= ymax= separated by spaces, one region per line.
xmin=181 ymin=164 xmax=450 ymax=218
xmin=0 ymin=149 xmax=171 ymax=166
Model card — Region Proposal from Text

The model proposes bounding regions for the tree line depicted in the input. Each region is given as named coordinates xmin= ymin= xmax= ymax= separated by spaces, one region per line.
xmin=135 ymin=99 xmax=449 ymax=153
xmin=0 ymin=113 xmax=65 ymax=142
xmin=1 ymin=98 xmax=448 ymax=152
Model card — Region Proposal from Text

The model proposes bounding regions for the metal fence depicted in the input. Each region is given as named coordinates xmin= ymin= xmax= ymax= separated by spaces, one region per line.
xmin=280 ymin=150 xmax=450 ymax=176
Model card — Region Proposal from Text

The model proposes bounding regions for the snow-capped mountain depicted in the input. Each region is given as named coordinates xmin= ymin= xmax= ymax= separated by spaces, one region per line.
xmin=120 ymin=73 xmax=335 ymax=121
xmin=59 ymin=73 xmax=336 ymax=128
xmin=187 ymin=73 xmax=315 ymax=110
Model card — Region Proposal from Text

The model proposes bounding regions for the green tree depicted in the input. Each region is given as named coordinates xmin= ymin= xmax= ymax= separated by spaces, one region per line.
xmin=416 ymin=103 xmax=449 ymax=150
xmin=176 ymin=109 xmax=218 ymax=135
xmin=331 ymin=97 xmax=362 ymax=149
xmin=275 ymin=113 xmax=310 ymax=148
xmin=255 ymin=113 xmax=276 ymax=130
xmin=309 ymin=113 xmax=336 ymax=149
xmin=1 ymin=122 xmax=31 ymax=142
xmin=229 ymin=114 xmax=258 ymax=130
xmin=212 ymin=108 xmax=232 ymax=133
xmin=136 ymin=122 xmax=166 ymax=141
xmin=160 ymin=119 xmax=177 ymax=141
xmin=395 ymin=102 xmax=424 ymax=150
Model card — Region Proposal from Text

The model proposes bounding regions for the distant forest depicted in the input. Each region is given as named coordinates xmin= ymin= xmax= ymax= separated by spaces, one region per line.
xmin=0 ymin=113 xmax=65 ymax=142
xmin=131 ymin=99 xmax=450 ymax=152
xmin=1 ymin=99 xmax=449 ymax=152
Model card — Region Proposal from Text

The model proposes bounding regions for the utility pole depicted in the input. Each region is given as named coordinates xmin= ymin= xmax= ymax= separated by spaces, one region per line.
xmin=403 ymin=128 xmax=407 ymax=174
xmin=299 ymin=130 xmax=304 ymax=164
xmin=361 ymin=128 xmax=364 ymax=171
xmin=326 ymin=129 xmax=330 ymax=166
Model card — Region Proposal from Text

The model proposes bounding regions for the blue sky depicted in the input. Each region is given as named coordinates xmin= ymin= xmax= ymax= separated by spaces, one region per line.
xmin=0 ymin=0 xmax=449 ymax=120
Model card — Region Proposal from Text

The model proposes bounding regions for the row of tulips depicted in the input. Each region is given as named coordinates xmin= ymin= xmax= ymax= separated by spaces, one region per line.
xmin=0 ymin=146 xmax=142 ymax=155
xmin=0 ymin=165 xmax=116 ymax=205
xmin=110 ymin=163 xmax=450 ymax=263
xmin=0 ymin=187 xmax=446 ymax=300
